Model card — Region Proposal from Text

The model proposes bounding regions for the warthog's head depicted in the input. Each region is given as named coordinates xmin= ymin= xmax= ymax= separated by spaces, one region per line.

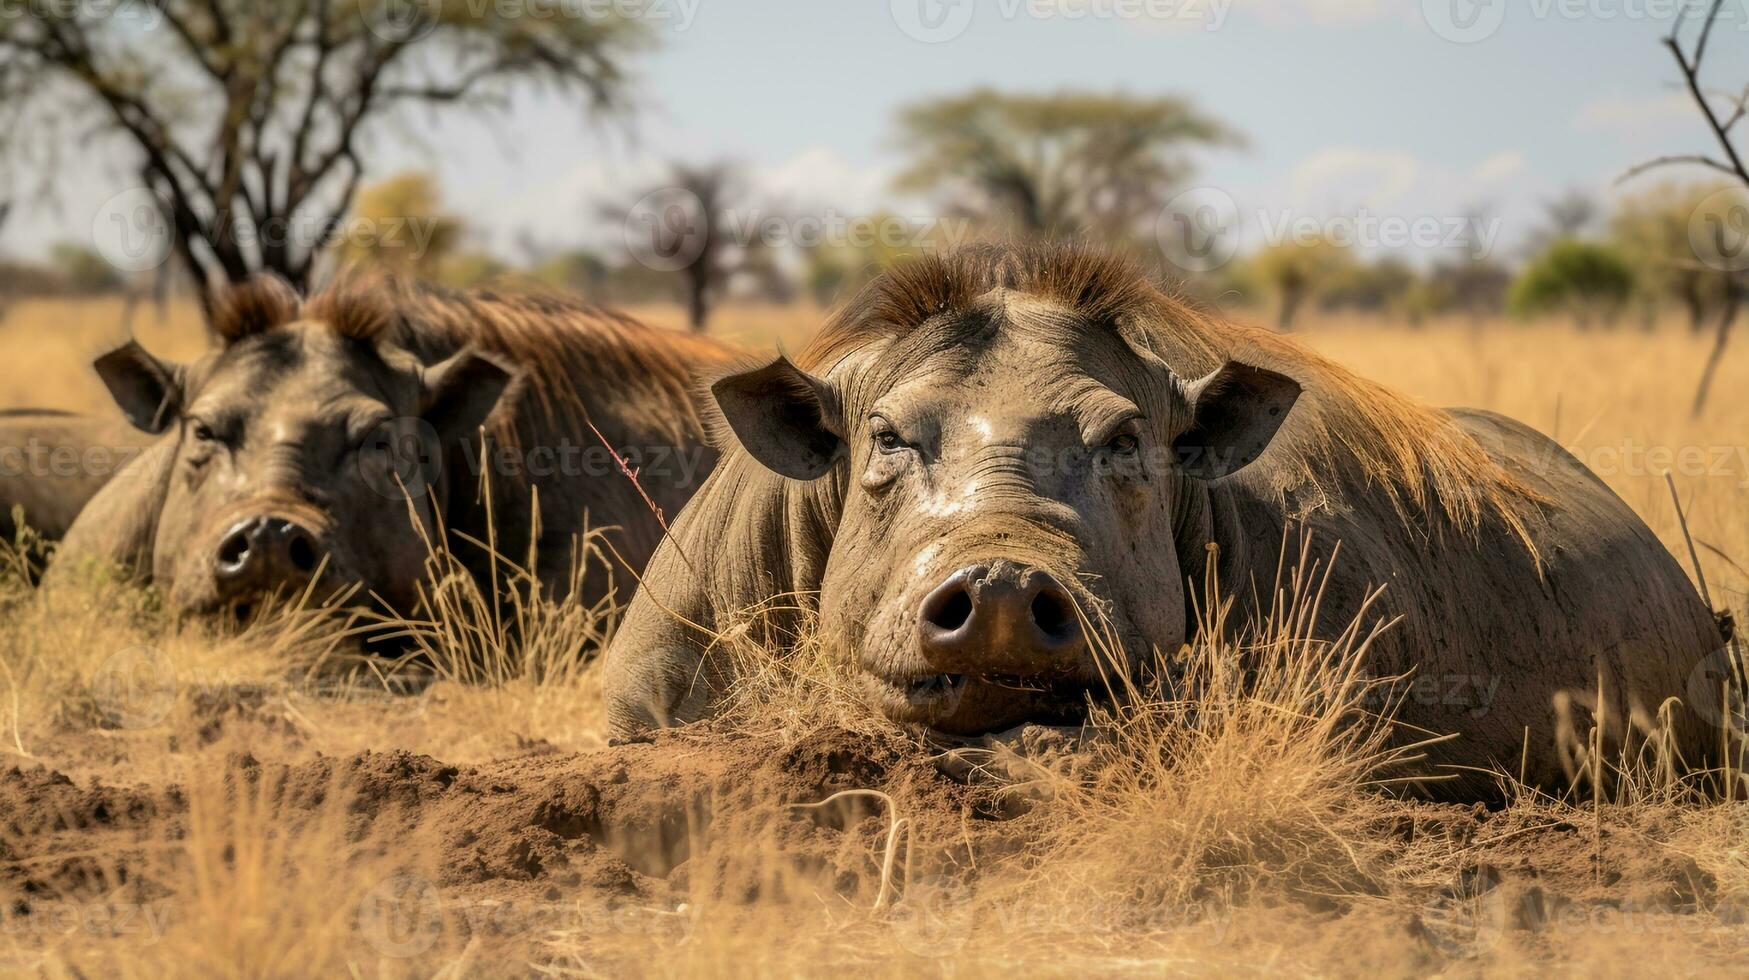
xmin=96 ymin=280 xmax=513 ymax=616
xmin=713 ymin=288 xmax=1300 ymax=733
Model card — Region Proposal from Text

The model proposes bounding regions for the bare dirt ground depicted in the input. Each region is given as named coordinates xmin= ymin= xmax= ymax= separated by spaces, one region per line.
xmin=1 ymin=298 xmax=1746 ymax=977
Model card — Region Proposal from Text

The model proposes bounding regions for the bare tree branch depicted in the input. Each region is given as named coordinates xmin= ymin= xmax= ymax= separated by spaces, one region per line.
xmin=2 ymin=0 xmax=647 ymax=309
xmin=1619 ymin=154 xmax=1741 ymax=182
xmin=1627 ymin=0 xmax=1749 ymax=418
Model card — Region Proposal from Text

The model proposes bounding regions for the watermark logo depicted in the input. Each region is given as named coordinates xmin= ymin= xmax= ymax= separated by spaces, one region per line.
xmin=891 ymin=0 xmax=976 ymax=42
xmin=889 ymin=874 xmax=974 ymax=957
xmin=624 ymin=187 xmax=709 ymax=272
xmin=357 ymin=873 xmax=445 ymax=957
xmin=1420 ymin=870 xmax=1522 ymax=957
xmin=1690 ymin=186 xmax=1749 ymax=273
xmin=1422 ymin=0 xmax=1508 ymax=43
xmin=0 ymin=0 xmax=169 ymax=29
xmin=91 ymin=187 xmax=173 ymax=274
xmin=91 ymin=645 xmax=176 ymax=730
xmin=362 ymin=0 xmax=442 ymax=42
xmin=1156 ymin=186 xmax=1240 ymax=273
xmin=1685 ymin=645 xmax=1748 ymax=738
xmin=359 ymin=417 xmax=442 ymax=502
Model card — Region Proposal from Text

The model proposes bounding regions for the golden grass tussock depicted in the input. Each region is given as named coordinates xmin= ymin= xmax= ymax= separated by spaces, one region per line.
xmin=2 ymin=299 xmax=1748 ymax=976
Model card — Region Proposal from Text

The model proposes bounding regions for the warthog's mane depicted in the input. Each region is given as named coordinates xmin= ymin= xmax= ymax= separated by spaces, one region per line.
xmin=207 ymin=274 xmax=732 ymax=446
xmin=801 ymin=242 xmax=1539 ymax=544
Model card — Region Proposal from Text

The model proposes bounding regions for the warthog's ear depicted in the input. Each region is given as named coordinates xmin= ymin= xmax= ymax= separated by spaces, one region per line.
xmin=94 ymin=340 xmax=185 ymax=434
xmin=421 ymin=348 xmax=516 ymax=441
xmin=1175 ymin=361 xmax=1301 ymax=480
xmin=711 ymin=356 xmax=844 ymax=481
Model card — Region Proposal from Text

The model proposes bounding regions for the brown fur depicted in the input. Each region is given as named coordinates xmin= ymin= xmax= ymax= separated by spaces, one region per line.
xmin=210 ymin=274 xmax=724 ymax=451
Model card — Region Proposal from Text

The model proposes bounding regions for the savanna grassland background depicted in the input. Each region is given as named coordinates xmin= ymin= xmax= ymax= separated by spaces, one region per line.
xmin=2 ymin=297 xmax=1747 ymax=978
xmin=6 ymin=1 xmax=1749 ymax=976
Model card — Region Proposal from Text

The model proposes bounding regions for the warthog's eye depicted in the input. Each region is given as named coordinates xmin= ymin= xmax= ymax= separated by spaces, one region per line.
xmin=871 ymin=422 xmax=907 ymax=454
xmin=1105 ymin=433 xmax=1140 ymax=457
xmin=189 ymin=420 xmax=219 ymax=444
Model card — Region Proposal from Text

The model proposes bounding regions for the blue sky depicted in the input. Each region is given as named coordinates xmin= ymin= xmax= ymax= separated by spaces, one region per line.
xmin=6 ymin=0 xmax=1745 ymax=266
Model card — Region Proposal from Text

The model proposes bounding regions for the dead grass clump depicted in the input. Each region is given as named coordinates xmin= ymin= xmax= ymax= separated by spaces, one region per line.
xmin=379 ymin=486 xmax=618 ymax=691
xmin=0 ymin=559 xmax=365 ymax=760
xmin=709 ymin=598 xmax=913 ymax=749
xmin=13 ymin=758 xmax=466 ymax=978
xmin=1008 ymin=538 xmax=1415 ymax=925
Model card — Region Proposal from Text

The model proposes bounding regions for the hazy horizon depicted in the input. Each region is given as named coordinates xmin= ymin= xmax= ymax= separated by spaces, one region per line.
xmin=3 ymin=0 xmax=1742 ymax=271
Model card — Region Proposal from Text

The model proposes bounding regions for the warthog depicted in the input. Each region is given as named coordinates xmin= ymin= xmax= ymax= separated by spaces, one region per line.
xmin=1 ymin=409 xmax=153 ymax=546
xmin=48 ymin=276 xmax=739 ymax=619
xmin=603 ymin=244 xmax=1735 ymax=797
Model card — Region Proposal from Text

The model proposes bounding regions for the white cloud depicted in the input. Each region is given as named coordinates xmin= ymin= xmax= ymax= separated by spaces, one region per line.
xmin=755 ymin=146 xmax=895 ymax=215
xmin=1470 ymin=150 xmax=1526 ymax=183
xmin=1243 ymin=0 xmax=1412 ymax=26
xmin=1290 ymin=147 xmax=1421 ymax=205
xmin=1573 ymin=93 xmax=1693 ymax=134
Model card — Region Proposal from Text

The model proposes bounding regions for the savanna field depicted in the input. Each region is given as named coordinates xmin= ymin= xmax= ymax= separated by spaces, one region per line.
xmin=2 ymin=296 xmax=1747 ymax=977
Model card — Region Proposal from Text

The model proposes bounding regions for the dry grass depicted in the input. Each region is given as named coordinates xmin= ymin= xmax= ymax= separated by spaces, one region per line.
xmin=2 ymin=298 xmax=1748 ymax=976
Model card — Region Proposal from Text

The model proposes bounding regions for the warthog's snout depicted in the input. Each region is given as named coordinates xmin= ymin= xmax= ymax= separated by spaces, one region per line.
xmin=917 ymin=563 xmax=1086 ymax=675
xmin=213 ymin=515 xmax=326 ymax=597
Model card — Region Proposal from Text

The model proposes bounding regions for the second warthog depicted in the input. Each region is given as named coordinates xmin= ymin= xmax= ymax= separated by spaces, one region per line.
xmin=50 ymin=277 xmax=739 ymax=619
xmin=2 ymin=409 xmax=155 ymax=541
xmin=603 ymin=243 xmax=1736 ymax=798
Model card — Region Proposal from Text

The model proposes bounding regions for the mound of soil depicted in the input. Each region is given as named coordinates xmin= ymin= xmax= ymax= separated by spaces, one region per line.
xmin=4 ymin=715 xmax=1742 ymax=969
xmin=1 ymin=723 xmax=1026 ymax=922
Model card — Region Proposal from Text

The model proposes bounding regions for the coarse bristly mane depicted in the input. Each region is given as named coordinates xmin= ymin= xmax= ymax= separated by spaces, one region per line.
xmin=801 ymin=241 xmax=1541 ymax=546
xmin=206 ymin=273 xmax=735 ymax=445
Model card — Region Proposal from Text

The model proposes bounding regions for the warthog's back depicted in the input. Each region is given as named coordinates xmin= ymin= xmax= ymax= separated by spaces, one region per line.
xmin=1 ymin=410 xmax=156 ymax=545
xmin=1364 ymin=408 xmax=1730 ymax=793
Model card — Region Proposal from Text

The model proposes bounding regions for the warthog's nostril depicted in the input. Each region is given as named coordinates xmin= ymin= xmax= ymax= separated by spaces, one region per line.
xmin=916 ymin=563 xmax=1087 ymax=678
xmin=928 ymin=589 xmax=973 ymax=632
xmin=216 ymin=527 xmax=252 ymax=573
xmin=921 ymin=565 xmax=984 ymax=636
xmin=1030 ymin=588 xmax=1074 ymax=640
xmin=212 ymin=515 xmax=326 ymax=598
xmin=285 ymin=529 xmax=319 ymax=573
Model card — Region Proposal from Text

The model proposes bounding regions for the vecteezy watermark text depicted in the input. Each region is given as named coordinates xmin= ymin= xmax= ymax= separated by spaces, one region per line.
xmin=622 ymin=191 xmax=975 ymax=271
xmin=1155 ymin=188 xmax=1506 ymax=273
xmin=890 ymin=0 xmax=1233 ymax=44
xmin=1421 ymin=0 xmax=1749 ymax=44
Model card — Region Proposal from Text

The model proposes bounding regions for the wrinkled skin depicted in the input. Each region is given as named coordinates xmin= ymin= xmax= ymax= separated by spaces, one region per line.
xmin=809 ymin=294 xmax=1225 ymax=732
xmin=603 ymin=248 xmax=1731 ymax=799
xmin=51 ymin=324 xmax=509 ymax=615
xmin=48 ymin=288 xmax=733 ymax=622
xmin=604 ymin=287 xmax=1301 ymax=735
xmin=0 ymin=409 xmax=155 ymax=546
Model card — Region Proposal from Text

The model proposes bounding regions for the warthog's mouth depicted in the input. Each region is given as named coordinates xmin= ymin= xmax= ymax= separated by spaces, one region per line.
xmin=187 ymin=571 xmax=369 ymax=626
xmin=863 ymin=668 xmax=1096 ymax=734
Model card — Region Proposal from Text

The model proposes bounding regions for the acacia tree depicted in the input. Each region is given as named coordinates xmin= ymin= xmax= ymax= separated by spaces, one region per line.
xmin=1523 ymin=189 xmax=1600 ymax=256
xmin=1620 ymin=0 xmax=1749 ymax=416
xmin=609 ymin=161 xmax=755 ymax=332
xmin=334 ymin=171 xmax=463 ymax=278
xmin=1611 ymin=182 xmax=1742 ymax=334
xmin=1247 ymin=237 xmax=1355 ymax=331
xmin=0 ymin=1 xmax=646 ymax=318
xmin=1508 ymin=239 xmax=1635 ymax=330
xmin=893 ymin=89 xmax=1240 ymax=240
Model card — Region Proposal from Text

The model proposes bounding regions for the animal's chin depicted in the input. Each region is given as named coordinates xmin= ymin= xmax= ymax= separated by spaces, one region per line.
xmin=173 ymin=571 xmax=373 ymax=624
xmin=860 ymin=668 xmax=1095 ymax=735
